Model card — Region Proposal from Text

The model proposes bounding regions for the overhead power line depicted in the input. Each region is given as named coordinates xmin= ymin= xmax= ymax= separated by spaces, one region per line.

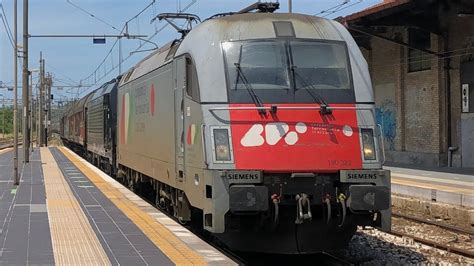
xmin=78 ymin=0 xmax=158 ymax=88
xmin=46 ymin=63 xmax=78 ymax=84
xmin=79 ymin=0 xmax=197 ymax=92
xmin=315 ymin=0 xmax=364 ymax=18
xmin=66 ymin=0 xmax=121 ymax=32
xmin=0 ymin=15 xmax=14 ymax=48
xmin=0 ymin=3 xmax=15 ymax=48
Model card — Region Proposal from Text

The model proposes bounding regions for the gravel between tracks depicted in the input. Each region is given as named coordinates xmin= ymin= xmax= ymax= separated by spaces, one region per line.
xmin=335 ymin=227 xmax=474 ymax=265
xmin=393 ymin=216 xmax=474 ymax=253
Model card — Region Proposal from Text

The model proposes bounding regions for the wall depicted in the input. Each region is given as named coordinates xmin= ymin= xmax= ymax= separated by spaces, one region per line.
xmin=363 ymin=29 xmax=449 ymax=166
xmin=353 ymin=5 xmax=474 ymax=168
xmin=368 ymin=32 xmax=399 ymax=151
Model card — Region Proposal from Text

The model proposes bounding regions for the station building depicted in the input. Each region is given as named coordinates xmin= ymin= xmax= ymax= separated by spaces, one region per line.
xmin=340 ymin=0 xmax=474 ymax=168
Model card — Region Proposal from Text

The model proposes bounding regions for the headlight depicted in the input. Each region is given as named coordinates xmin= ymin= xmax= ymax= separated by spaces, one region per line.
xmin=361 ymin=128 xmax=376 ymax=161
xmin=213 ymin=129 xmax=231 ymax=161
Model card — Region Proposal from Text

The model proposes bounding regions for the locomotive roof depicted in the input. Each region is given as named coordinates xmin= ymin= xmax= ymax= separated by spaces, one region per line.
xmin=120 ymin=12 xmax=347 ymax=86
xmin=69 ymin=90 xmax=96 ymax=116
xmin=89 ymin=77 xmax=120 ymax=103
xmin=119 ymin=40 xmax=178 ymax=86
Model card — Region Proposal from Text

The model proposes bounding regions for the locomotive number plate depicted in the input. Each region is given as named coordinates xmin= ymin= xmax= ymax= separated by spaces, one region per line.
xmin=226 ymin=171 xmax=262 ymax=184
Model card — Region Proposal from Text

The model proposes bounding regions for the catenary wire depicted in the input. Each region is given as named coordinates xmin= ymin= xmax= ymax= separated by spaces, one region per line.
xmin=66 ymin=0 xmax=121 ymax=33
xmin=79 ymin=0 xmax=196 ymax=92
xmin=0 ymin=4 xmax=14 ymax=48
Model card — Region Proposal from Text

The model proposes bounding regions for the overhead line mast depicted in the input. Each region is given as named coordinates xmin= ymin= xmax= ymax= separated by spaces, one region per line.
xmin=22 ymin=0 xmax=29 ymax=163
xmin=13 ymin=0 xmax=18 ymax=185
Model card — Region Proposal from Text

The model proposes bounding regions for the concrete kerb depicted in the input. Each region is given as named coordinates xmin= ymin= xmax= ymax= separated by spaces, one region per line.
xmin=392 ymin=183 xmax=473 ymax=208
xmin=392 ymin=194 xmax=474 ymax=228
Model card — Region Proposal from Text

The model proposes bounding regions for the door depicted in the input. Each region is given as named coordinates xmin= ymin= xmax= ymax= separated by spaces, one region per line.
xmin=174 ymin=57 xmax=186 ymax=182
xmin=461 ymin=61 xmax=474 ymax=167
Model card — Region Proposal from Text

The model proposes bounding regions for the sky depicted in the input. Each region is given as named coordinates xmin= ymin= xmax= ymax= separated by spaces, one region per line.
xmin=0 ymin=0 xmax=383 ymax=104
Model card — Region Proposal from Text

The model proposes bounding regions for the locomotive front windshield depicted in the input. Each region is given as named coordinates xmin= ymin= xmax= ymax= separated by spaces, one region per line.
xmin=224 ymin=41 xmax=291 ymax=90
xmin=223 ymin=39 xmax=355 ymax=104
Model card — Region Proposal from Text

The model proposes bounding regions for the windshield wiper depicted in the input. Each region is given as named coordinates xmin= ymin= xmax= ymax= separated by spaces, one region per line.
xmin=234 ymin=45 xmax=266 ymax=115
xmin=291 ymin=66 xmax=332 ymax=115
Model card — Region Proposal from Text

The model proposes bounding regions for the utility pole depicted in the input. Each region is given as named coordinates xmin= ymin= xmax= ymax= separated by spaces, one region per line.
xmin=45 ymin=73 xmax=52 ymax=146
xmin=1 ymin=96 xmax=5 ymax=139
xmin=38 ymin=53 xmax=44 ymax=147
xmin=119 ymin=37 xmax=122 ymax=75
xmin=34 ymin=87 xmax=37 ymax=147
xmin=22 ymin=0 xmax=30 ymax=163
xmin=29 ymin=73 xmax=33 ymax=150
xmin=13 ymin=0 xmax=19 ymax=185
xmin=288 ymin=0 xmax=292 ymax=13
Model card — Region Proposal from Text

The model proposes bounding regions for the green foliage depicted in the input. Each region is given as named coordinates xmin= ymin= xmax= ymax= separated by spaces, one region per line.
xmin=0 ymin=107 xmax=14 ymax=135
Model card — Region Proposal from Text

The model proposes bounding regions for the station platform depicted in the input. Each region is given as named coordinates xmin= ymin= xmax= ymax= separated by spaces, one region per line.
xmin=386 ymin=166 xmax=474 ymax=208
xmin=0 ymin=147 xmax=236 ymax=265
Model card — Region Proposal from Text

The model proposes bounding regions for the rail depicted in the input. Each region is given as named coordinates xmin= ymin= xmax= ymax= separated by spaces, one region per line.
xmin=389 ymin=230 xmax=474 ymax=259
xmin=208 ymin=106 xmax=375 ymax=112
xmin=392 ymin=211 xmax=474 ymax=236
xmin=389 ymin=212 xmax=474 ymax=259
xmin=0 ymin=137 xmax=23 ymax=150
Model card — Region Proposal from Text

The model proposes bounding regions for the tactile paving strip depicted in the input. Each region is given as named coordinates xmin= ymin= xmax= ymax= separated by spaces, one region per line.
xmin=60 ymin=147 xmax=209 ymax=265
xmin=41 ymin=148 xmax=110 ymax=265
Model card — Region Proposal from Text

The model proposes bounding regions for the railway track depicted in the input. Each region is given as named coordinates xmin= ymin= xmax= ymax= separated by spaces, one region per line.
xmin=0 ymin=138 xmax=23 ymax=150
xmin=390 ymin=212 xmax=474 ymax=259
xmin=393 ymin=211 xmax=474 ymax=236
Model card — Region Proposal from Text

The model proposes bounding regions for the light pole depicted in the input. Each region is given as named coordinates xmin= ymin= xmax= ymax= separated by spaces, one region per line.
xmin=13 ymin=0 xmax=19 ymax=185
xmin=38 ymin=54 xmax=44 ymax=147
xmin=288 ymin=0 xmax=292 ymax=13
xmin=0 ymin=94 xmax=5 ymax=139
xmin=22 ymin=0 xmax=30 ymax=164
xmin=29 ymin=68 xmax=39 ymax=149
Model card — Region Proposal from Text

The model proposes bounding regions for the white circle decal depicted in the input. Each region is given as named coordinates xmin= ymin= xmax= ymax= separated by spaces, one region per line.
xmin=295 ymin=122 xmax=307 ymax=134
xmin=285 ymin=132 xmax=299 ymax=145
xmin=342 ymin=125 xmax=353 ymax=137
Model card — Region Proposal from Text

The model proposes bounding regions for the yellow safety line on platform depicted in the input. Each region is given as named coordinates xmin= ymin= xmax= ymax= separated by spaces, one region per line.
xmin=392 ymin=177 xmax=474 ymax=195
xmin=59 ymin=147 xmax=208 ymax=266
xmin=40 ymin=148 xmax=110 ymax=266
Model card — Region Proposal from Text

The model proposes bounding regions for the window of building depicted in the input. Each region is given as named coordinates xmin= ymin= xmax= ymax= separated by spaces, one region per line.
xmin=408 ymin=29 xmax=432 ymax=72
xmin=185 ymin=57 xmax=200 ymax=102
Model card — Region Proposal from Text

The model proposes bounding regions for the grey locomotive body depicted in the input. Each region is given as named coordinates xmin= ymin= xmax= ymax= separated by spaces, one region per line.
xmin=62 ymin=12 xmax=391 ymax=254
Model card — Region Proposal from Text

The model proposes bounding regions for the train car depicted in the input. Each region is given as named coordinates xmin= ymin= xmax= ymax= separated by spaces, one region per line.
xmin=115 ymin=9 xmax=391 ymax=254
xmin=62 ymin=92 xmax=96 ymax=154
xmin=60 ymin=107 xmax=70 ymax=143
xmin=85 ymin=77 xmax=120 ymax=175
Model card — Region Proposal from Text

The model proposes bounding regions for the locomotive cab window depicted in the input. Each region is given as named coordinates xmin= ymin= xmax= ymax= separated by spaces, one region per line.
xmin=223 ymin=40 xmax=290 ymax=90
xmin=185 ymin=57 xmax=200 ymax=102
xmin=291 ymin=41 xmax=351 ymax=91
xmin=223 ymin=39 xmax=355 ymax=104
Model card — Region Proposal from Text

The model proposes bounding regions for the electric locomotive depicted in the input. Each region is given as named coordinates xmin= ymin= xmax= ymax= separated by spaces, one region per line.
xmin=62 ymin=5 xmax=391 ymax=254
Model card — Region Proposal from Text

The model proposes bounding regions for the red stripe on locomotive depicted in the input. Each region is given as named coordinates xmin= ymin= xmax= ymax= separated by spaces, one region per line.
xmin=229 ymin=103 xmax=363 ymax=172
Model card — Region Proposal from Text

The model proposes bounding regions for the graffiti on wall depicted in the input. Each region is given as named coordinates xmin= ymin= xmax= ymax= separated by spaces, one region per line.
xmin=375 ymin=100 xmax=396 ymax=150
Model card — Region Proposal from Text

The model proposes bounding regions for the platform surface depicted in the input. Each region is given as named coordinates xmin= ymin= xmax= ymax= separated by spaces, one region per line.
xmin=0 ymin=147 xmax=236 ymax=265
xmin=386 ymin=166 xmax=474 ymax=208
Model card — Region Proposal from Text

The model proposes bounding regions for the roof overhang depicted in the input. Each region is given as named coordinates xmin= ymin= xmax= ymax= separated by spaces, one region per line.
xmin=338 ymin=0 xmax=474 ymax=53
